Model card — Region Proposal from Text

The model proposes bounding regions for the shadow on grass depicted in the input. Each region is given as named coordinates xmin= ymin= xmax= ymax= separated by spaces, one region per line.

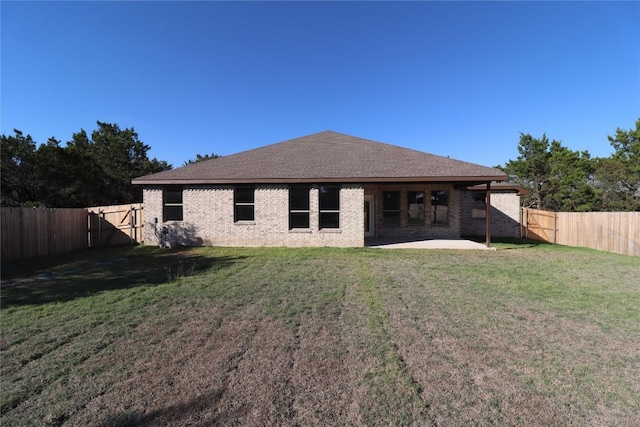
xmin=462 ymin=235 xmax=549 ymax=250
xmin=96 ymin=389 xmax=246 ymax=427
xmin=1 ymin=246 xmax=240 ymax=308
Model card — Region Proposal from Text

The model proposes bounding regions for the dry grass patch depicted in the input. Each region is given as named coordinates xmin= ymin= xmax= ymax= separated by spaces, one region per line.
xmin=1 ymin=244 xmax=639 ymax=426
xmin=370 ymin=247 xmax=640 ymax=426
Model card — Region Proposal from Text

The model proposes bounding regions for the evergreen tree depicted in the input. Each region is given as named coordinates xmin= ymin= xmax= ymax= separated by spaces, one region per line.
xmin=594 ymin=119 xmax=640 ymax=211
xmin=545 ymin=142 xmax=598 ymax=211
xmin=1 ymin=122 xmax=172 ymax=207
xmin=183 ymin=153 xmax=220 ymax=166
xmin=502 ymin=133 xmax=552 ymax=209
xmin=0 ymin=130 xmax=39 ymax=206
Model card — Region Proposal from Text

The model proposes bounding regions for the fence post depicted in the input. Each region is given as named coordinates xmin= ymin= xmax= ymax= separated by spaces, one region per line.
xmin=140 ymin=205 xmax=144 ymax=244
xmin=485 ymin=182 xmax=492 ymax=247
xmin=99 ymin=210 xmax=103 ymax=248
xmin=129 ymin=205 xmax=134 ymax=245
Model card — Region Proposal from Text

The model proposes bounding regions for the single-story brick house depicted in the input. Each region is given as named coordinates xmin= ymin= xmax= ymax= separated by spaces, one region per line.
xmin=132 ymin=131 xmax=512 ymax=247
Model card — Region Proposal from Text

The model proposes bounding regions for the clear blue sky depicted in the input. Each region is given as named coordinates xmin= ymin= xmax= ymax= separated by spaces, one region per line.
xmin=2 ymin=1 xmax=639 ymax=169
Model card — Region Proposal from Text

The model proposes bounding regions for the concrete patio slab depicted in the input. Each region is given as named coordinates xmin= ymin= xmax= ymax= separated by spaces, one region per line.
xmin=365 ymin=238 xmax=496 ymax=250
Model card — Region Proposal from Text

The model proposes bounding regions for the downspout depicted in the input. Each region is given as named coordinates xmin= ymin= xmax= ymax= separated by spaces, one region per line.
xmin=485 ymin=182 xmax=492 ymax=248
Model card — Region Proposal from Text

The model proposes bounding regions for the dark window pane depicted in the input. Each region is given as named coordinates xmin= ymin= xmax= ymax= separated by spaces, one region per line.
xmin=433 ymin=206 xmax=449 ymax=224
xmin=408 ymin=191 xmax=424 ymax=204
xmin=164 ymin=205 xmax=183 ymax=221
xmin=407 ymin=191 xmax=424 ymax=225
xmin=472 ymin=192 xmax=486 ymax=203
xmin=235 ymin=187 xmax=255 ymax=203
xmin=431 ymin=191 xmax=449 ymax=224
xmin=164 ymin=190 xmax=182 ymax=204
xmin=431 ymin=190 xmax=448 ymax=206
xmin=383 ymin=211 xmax=400 ymax=225
xmin=235 ymin=205 xmax=254 ymax=221
xmin=471 ymin=192 xmax=486 ymax=219
xmin=163 ymin=189 xmax=183 ymax=221
xmin=290 ymin=212 xmax=310 ymax=229
xmin=383 ymin=191 xmax=400 ymax=210
xmin=383 ymin=191 xmax=401 ymax=225
xmin=320 ymin=212 xmax=340 ymax=229
xmin=319 ymin=186 xmax=340 ymax=211
xmin=290 ymin=186 xmax=310 ymax=210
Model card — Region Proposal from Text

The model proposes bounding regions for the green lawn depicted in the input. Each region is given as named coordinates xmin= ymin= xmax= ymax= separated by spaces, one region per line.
xmin=2 ymin=244 xmax=639 ymax=426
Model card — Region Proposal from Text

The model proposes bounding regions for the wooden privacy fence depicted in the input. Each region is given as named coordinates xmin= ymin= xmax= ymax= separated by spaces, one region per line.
xmin=522 ymin=208 xmax=640 ymax=256
xmin=1 ymin=204 xmax=144 ymax=261
xmin=1 ymin=207 xmax=88 ymax=260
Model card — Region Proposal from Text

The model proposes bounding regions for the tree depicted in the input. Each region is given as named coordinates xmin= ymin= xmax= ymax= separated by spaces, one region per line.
xmin=503 ymin=121 xmax=639 ymax=212
xmin=0 ymin=130 xmax=39 ymax=206
xmin=544 ymin=141 xmax=598 ymax=211
xmin=65 ymin=122 xmax=172 ymax=206
xmin=33 ymin=137 xmax=82 ymax=207
xmin=502 ymin=133 xmax=600 ymax=211
xmin=1 ymin=122 xmax=172 ymax=208
xmin=502 ymin=133 xmax=552 ymax=208
xmin=593 ymin=119 xmax=640 ymax=211
xmin=183 ymin=153 xmax=220 ymax=166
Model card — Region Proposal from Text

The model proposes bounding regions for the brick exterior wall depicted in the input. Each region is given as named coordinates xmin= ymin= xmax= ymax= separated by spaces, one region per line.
xmin=143 ymin=183 xmax=516 ymax=247
xmin=143 ymin=184 xmax=364 ymax=247
xmin=460 ymin=191 xmax=521 ymax=238
xmin=363 ymin=183 xmax=462 ymax=239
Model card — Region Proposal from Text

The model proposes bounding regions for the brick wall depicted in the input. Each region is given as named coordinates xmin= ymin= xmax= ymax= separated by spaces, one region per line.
xmin=143 ymin=184 xmax=364 ymax=247
xmin=363 ymin=183 xmax=462 ymax=239
xmin=460 ymin=191 xmax=521 ymax=238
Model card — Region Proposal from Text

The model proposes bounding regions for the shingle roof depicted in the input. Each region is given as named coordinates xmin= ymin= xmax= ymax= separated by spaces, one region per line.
xmin=132 ymin=131 xmax=507 ymax=185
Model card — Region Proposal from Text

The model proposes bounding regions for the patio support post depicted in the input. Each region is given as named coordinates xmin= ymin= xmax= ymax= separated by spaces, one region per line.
xmin=485 ymin=182 xmax=492 ymax=247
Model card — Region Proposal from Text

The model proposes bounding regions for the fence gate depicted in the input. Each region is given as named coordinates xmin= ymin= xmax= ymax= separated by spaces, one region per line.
xmin=522 ymin=208 xmax=557 ymax=243
xmin=87 ymin=204 xmax=144 ymax=247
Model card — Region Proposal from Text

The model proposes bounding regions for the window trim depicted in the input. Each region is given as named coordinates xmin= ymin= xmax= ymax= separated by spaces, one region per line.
xmin=318 ymin=185 xmax=340 ymax=229
xmin=163 ymin=188 xmax=183 ymax=222
xmin=234 ymin=186 xmax=255 ymax=223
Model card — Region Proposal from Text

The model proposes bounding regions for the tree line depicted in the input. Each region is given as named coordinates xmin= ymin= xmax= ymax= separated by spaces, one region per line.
xmin=1 ymin=122 xmax=172 ymax=207
xmin=2 ymin=119 xmax=638 ymax=211
xmin=1 ymin=121 xmax=222 ymax=208
xmin=500 ymin=118 xmax=639 ymax=211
